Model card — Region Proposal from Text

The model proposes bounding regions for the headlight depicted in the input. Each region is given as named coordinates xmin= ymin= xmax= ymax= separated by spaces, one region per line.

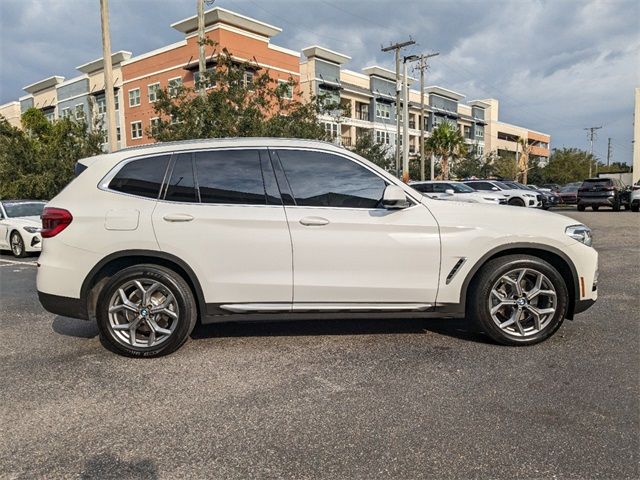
xmin=23 ymin=226 xmax=40 ymax=234
xmin=566 ymin=224 xmax=592 ymax=247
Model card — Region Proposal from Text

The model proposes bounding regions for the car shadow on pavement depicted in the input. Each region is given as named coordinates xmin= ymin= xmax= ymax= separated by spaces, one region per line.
xmin=52 ymin=316 xmax=99 ymax=339
xmin=79 ymin=454 xmax=158 ymax=480
xmin=191 ymin=317 xmax=492 ymax=344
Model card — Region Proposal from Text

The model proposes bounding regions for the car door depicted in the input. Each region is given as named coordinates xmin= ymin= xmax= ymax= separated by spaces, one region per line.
xmin=152 ymin=148 xmax=293 ymax=310
xmin=271 ymin=148 xmax=440 ymax=308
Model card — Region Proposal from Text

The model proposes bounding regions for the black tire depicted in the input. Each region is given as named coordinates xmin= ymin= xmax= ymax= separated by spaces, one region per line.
xmin=632 ymin=203 xmax=639 ymax=212
xmin=96 ymin=264 xmax=198 ymax=357
xmin=612 ymin=198 xmax=621 ymax=211
xmin=10 ymin=231 xmax=27 ymax=258
xmin=469 ymin=254 xmax=569 ymax=346
xmin=509 ymin=197 xmax=526 ymax=207
xmin=577 ymin=204 xmax=586 ymax=211
xmin=592 ymin=205 xmax=599 ymax=211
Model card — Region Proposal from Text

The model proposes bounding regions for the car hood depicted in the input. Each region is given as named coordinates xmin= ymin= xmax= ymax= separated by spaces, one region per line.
xmin=422 ymin=197 xmax=582 ymax=245
xmin=5 ymin=216 xmax=41 ymax=227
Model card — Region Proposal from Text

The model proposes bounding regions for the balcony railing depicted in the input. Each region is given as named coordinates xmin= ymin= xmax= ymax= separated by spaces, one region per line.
xmin=341 ymin=136 xmax=352 ymax=147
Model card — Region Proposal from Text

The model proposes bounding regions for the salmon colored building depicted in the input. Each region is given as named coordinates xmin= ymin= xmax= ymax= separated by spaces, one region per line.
xmin=121 ymin=7 xmax=300 ymax=146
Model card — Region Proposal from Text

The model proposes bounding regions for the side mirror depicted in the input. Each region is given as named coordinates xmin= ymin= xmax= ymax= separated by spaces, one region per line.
xmin=444 ymin=189 xmax=455 ymax=195
xmin=491 ymin=187 xmax=499 ymax=191
xmin=382 ymin=185 xmax=409 ymax=209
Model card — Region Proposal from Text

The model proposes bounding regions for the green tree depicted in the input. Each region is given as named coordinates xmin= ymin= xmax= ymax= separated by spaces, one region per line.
xmin=544 ymin=147 xmax=594 ymax=184
xmin=149 ymin=46 xmax=342 ymax=142
xmin=425 ymin=122 xmax=467 ymax=180
xmin=492 ymin=150 xmax=518 ymax=180
xmin=352 ymin=133 xmax=392 ymax=172
xmin=0 ymin=109 xmax=104 ymax=199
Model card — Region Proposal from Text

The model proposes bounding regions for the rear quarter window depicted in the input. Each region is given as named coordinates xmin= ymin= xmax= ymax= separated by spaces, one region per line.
xmin=109 ymin=155 xmax=171 ymax=199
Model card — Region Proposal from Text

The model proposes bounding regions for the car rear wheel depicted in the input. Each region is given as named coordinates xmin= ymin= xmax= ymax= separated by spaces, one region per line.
xmin=96 ymin=264 xmax=198 ymax=357
xmin=470 ymin=255 xmax=568 ymax=346
xmin=612 ymin=198 xmax=621 ymax=211
xmin=592 ymin=205 xmax=599 ymax=211
xmin=509 ymin=198 xmax=525 ymax=207
xmin=577 ymin=204 xmax=586 ymax=211
xmin=10 ymin=231 xmax=27 ymax=258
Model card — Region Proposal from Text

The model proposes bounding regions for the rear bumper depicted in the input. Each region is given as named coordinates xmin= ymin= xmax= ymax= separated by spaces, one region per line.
xmin=577 ymin=195 xmax=615 ymax=206
xmin=37 ymin=291 xmax=88 ymax=320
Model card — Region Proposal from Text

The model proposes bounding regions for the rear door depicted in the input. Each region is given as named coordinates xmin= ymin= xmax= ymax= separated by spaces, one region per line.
xmin=152 ymin=149 xmax=292 ymax=311
xmin=272 ymin=148 xmax=440 ymax=308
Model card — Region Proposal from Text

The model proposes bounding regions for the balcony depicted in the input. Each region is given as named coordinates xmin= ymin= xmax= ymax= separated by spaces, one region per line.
xmin=341 ymin=136 xmax=352 ymax=147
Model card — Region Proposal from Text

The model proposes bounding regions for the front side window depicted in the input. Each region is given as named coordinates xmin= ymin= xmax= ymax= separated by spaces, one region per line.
xmin=411 ymin=183 xmax=433 ymax=193
xmin=468 ymin=182 xmax=493 ymax=191
xmin=129 ymin=88 xmax=140 ymax=107
xmin=109 ymin=155 xmax=171 ymax=199
xmin=276 ymin=150 xmax=387 ymax=209
xmin=195 ymin=150 xmax=266 ymax=205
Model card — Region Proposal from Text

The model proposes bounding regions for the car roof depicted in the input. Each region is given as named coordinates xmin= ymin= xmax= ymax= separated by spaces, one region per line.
xmin=410 ymin=180 xmax=460 ymax=184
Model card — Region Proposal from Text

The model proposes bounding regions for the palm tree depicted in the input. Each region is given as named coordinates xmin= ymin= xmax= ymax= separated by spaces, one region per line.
xmin=516 ymin=136 xmax=533 ymax=184
xmin=425 ymin=122 xmax=467 ymax=180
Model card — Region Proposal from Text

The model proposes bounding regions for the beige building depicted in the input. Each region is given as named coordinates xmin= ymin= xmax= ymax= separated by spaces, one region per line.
xmin=299 ymin=46 xmax=549 ymax=171
xmin=0 ymin=101 xmax=21 ymax=128
xmin=634 ymin=87 xmax=639 ymax=183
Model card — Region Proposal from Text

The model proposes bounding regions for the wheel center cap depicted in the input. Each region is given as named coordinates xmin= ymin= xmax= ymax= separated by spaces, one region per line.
xmin=516 ymin=297 xmax=527 ymax=307
xmin=140 ymin=307 xmax=149 ymax=317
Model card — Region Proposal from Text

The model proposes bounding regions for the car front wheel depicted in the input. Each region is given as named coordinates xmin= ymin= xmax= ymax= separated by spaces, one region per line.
xmin=470 ymin=255 xmax=569 ymax=346
xmin=10 ymin=231 xmax=27 ymax=258
xmin=96 ymin=264 xmax=198 ymax=357
xmin=509 ymin=198 xmax=525 ymax=207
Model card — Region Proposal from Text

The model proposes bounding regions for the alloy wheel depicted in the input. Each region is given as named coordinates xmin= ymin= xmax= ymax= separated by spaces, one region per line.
xmin=488 ymin=268 xmax=557 ymax=337
xmin=10 ymin=233 xmax=23 ymax=256
xmin=107 ymin=279 xmax=179 ymax=349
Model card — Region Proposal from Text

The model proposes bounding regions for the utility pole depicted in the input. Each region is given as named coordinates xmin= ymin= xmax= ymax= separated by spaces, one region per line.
xmin=402 ymin=60 xmax=410 ymax=183
xmin=197 ymin=0 xmax=206 ymax=97
xmin=606 ymin=137 xmax=612 ymax=166
xmin=411 ymin=53 xmax=439 ymax=181
xmin=99 ymin=0 xmax=117 ymax=152
xmin=382 ymin=39 xmax=415 ymax=178
xmin=584 ymin=126 xmax=602 ymax=177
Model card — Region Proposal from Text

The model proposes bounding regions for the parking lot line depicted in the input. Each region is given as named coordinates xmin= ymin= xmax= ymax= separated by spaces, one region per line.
xmin=0 ymin=259 xmax=38 ymax=267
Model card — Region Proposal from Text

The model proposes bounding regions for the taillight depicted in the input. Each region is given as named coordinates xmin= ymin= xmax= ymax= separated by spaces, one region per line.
xmin=41 ymin=207 xmax=73 ymax=238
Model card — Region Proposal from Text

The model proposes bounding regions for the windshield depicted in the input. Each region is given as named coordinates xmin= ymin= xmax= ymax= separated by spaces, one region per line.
xmin=450 ymin=183 xmax=475 ymax=193
xmin=560 ymin=185 xmax=579 ymax=192
xmin=493 ymin=181 xmax=511 ymax=190
xmin=2 ymin=202 xmax=46 ymax=218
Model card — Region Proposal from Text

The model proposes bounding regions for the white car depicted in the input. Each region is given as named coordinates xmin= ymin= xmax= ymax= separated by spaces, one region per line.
xmin=631 ymin=181 xmax=639 ymax=212
xmin=410 ymin=181 xmax=506 ymax=205
xmin=463 ymin=180 xmax=542 ymax=208
xmin=37 ymin=139 xmax=598 ymax=357
xmin=0 ymin=200 xmax=46 ymax=257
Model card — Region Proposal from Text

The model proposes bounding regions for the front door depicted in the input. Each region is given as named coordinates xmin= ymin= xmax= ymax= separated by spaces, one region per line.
xmin=152 ymin=149 xmax=292 ymax=310
xmin=271 ymin=148 xmax=440 ymax=308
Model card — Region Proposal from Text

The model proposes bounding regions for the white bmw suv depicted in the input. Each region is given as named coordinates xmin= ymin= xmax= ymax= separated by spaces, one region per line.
xmin=37 ymin=139 xmax=598 ymax=357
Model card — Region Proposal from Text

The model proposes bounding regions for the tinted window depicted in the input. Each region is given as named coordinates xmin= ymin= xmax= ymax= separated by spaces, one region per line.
xmin=165 ymin=153 xmax=198 ymax=203
xmin=468 ymin=181 xmax=494 ymax=191
xmin=195 ymin=150 xmax=266 ymax=205
xmin=109 ymin=155 xmax=170 ymax=199
xmin=412 ymin=183 xmax=433 ymax=193
xmin=276 ymin=150 xmax=386 ymax=208
xmin=432 ymin=183 xmax=448 ymax=193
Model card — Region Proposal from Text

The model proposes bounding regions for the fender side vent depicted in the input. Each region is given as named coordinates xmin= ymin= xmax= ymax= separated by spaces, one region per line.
xmin=446 ymin=258 xmax=467 ymax=285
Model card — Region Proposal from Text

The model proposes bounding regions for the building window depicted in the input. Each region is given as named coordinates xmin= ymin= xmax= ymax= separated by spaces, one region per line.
xmin=375 ymin=130 xmax=391 ymax=145
xmin=96 ymin=97 xmax=106 ymax=115
xmin=114 ymin=93 xmax=119 ymax=111
xmin=376 ymin=103 xmax=391 ymax=119
xmin=148 ymin=83 xmax=160 ymax=103
xmin=242 ymin=71 xmax=254 ymax=89
xmin=278 ymin=79 xmax=293 ymax=99
xmin=475 ymin=126 xmax=484 ymax=140
xmin=75 ymin=104 xmax=85 ymax=120
xmin=44 ymin=111 xmax=55 ymax=122
xmin=129 ymin=88 xmax=140 ymax=107
xmin=116 ymin=127 xmax=121 ymax=142
xmin=130 ymin=121 xmax=143 ymax=139
xmin=322 ymin=122 xmax=338 ymax=140
xmin=61 ymin=107 xmax=72 ymax=119
xmin=150 ymin=117 xmax=160 ymax=136
xmin=194 ymin=69 xmax=215 ymax=90
xmin=168 ymin=77 xmax=182 ymax=97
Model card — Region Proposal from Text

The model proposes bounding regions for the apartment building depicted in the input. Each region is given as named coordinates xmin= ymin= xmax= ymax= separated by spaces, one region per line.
xmin=121 ymin=7 xmax=300 ymax=146
xmin=14 ymin=51 xmax=131 ymax=149
xmin=0 ymin=101 xmax=21 ymax=128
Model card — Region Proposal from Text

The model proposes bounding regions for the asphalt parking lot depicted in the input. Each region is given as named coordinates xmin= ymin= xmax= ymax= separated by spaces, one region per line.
xmin=0 ymin=209 xmax=638 ymax=479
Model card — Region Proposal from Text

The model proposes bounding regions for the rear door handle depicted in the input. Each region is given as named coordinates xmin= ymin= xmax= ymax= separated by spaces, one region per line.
xmin=163 ymin=213 xmax=194 ymax=222
xmin=299 ymin=216 xmax=329 ymax=226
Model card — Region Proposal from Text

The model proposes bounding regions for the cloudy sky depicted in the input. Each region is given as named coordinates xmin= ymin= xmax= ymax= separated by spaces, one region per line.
xmin=1 ymin=0 xmax=638 ymax=162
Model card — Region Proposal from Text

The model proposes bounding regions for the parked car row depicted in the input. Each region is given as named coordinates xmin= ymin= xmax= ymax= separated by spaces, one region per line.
xmin=0 ymin=200 xmax=47 ymax=257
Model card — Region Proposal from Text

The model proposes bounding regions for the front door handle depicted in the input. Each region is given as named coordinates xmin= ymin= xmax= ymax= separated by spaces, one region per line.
xmin=163 ymin=213 xmax=194 ymax=222
xmin=299 ymin=216 xmax=329 ymax=227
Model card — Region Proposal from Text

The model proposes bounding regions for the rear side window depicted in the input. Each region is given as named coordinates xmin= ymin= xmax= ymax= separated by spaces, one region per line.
xmin=109 ymin=155 xmax=171 ymax=199
xmin=468 ymin=181 xmax=493 ymax=191
xmin=276 ymin=150 xmax=386 ymax=208
xmin=165 ymin=153 xmax=198 ymax=203
xmin=195 ymin=150 xmax=266 ymax=205
xmin=412 ymin=183 xmax=433 ymax=193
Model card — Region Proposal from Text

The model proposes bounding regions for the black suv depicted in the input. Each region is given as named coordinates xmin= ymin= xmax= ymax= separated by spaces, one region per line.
xmin=577 ymin=178 xmax=630 ymax=211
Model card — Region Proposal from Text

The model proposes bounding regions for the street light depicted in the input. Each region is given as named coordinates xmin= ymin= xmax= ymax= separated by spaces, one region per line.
xmin=401 ymin=55 xmax=419 ymax=182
